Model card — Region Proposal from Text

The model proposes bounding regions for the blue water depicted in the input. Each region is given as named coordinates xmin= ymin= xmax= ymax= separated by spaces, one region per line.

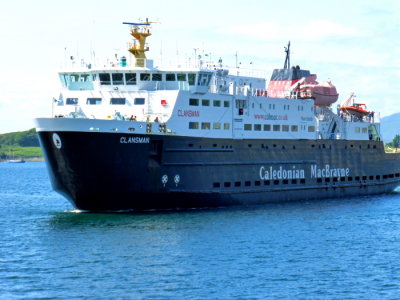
xmin=2 ymin=163 xmax=400 ymax=299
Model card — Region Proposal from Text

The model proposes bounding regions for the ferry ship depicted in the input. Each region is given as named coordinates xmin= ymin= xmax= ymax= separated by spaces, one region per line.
xmin=35 ymin=21 xmax=400 ymax=211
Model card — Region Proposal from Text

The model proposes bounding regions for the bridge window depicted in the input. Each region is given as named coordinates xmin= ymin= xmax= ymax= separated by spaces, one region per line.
xmin=152 ymin=73 xmax=162 ymax=81
xmin=177 ymin=73 xmax=186 ymax=81
xmin=140 ymin=73 xmax=150 ymax=81
xmin=166 ymin=73 xmax=176 ymax=81
xmin=110 ymin=98 xmax=126 ymax=105
xmin=87 ymin=98 xmax=102 ymax=105
xmin=188 ymin=73 xmax=196 ymax=85
xmin=99 ymin=73 xmax=111 ymax=85
xmin=125 ymin=73 xmax=136 ymax=85
xmin=134 ymin=98 xmax=145 ymax=105
xmin=69 ymin=74 xmax=79 ymax=82
xmin=112 ymin=73 xmax=124 ymax=85
xmin=80 ymin=74 xmax=92 ymax=82
xmin=66 ymin=98 xmax=78 ymax=105
xmin=198 ymin=73 xmax=211 ymax=86
xmin=224 ymin=101 xmax=230 ymax=108
xmin=213 ymin=100 xmax=221 ymax=107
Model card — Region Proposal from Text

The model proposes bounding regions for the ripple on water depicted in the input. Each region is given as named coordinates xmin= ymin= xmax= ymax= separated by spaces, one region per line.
xmin=2 ymin=163 xmax=400 ymax=298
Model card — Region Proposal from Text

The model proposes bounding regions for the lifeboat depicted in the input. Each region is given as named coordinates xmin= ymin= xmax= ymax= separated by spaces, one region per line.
xmin=298 ymin=80 xmax=339 ymax=107
xmin=267 ymin=42 xmax=339 ymax=107
xmin=341 ymin=103 xmax=370 ymax=118
xmin=340 ymin=93 xmax=371 ymax=119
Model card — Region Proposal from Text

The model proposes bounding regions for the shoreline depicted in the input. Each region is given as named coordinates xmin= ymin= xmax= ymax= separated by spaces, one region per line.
xmin=0 ymin=157 xmax=44 ymax=163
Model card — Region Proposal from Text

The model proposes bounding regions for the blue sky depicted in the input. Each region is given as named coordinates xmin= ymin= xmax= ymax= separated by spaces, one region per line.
xmin=0 ymin=0 xmax=399 ymax=133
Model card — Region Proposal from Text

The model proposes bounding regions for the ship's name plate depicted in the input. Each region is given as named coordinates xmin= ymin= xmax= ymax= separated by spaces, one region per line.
xmin=259 ymin=164 xmax=350 ymax=180
xmin=120 ymin=137 xmax=150 ymax=144
xmin=310 ymin=165 xmax=350 ymax=178
xmin=177 ymin=110 xmax=200 ymax=117
xmin=259 ymin=166 xmax=305 ymax=180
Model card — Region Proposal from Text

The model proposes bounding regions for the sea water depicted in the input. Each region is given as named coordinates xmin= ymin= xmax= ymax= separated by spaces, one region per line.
xmin=1 ymin=162 xmax=400 ymax=299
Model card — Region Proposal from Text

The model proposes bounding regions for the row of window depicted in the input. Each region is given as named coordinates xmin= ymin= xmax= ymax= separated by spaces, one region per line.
xmin=187 ymin=122 xmax=315 ymax=132
xmin=189 ymin=98 xmax=230 ymax=108
xmin=252 ymin=103 xmax=307 ymax=111
xmin=65 ymin=97 xmax=145 ymax=106
xmin=316 ymin=173 xmax=400 ymax=183
xmin=189 ymin=122 xmax=230 ymax=130
xmin=212 ymin=173 xmax=400 ymax=189
xmin=184 ymin=143 xmax=378 ymax=150
xmin=244 ymin=124 xmax=316 ymax=132
xmin=189 ymin=98 xmax=312 ymax=113
xmin=355 ymin=127 xmax=368 ymax=133
xmin=213 ymin=178 xmax=307 ymax=188
xmin=98 ymin=72 xmax=196 ymax=86
xmin=311 ymin=144 xmax=377 ymax=150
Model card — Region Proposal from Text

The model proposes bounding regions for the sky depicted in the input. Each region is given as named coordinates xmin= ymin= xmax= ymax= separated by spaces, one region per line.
xmin=0 ymin=0 xmax=399 ymax=133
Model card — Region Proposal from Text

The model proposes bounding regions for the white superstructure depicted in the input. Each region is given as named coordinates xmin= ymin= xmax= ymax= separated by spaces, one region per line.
xmin=50 ymin=21 xmax=380 ymax=142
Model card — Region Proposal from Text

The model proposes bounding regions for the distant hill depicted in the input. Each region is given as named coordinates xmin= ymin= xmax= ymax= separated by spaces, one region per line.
xmin=381 ymin=113 xmax=400 ymax=143
xmin=0 ymin=129 xmax=42 ymax=160
xmin=0 ymin=128 xmax=40 ymax=147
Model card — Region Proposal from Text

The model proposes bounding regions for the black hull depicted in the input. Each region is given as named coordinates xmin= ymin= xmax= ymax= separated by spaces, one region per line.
xmin=37 ymin=131 xmax=400 ymax=211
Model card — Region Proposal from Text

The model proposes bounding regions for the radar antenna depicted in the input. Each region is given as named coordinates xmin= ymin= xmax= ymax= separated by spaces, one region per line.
xmin=123 ymin=19 xmax=157 ymax=67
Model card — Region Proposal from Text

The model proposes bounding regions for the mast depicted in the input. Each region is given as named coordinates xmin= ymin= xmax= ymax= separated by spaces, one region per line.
xmin=123 ymin=19 xmax=153 ymax=67
xmin=284 ymin=41 xmax=290 ymax=69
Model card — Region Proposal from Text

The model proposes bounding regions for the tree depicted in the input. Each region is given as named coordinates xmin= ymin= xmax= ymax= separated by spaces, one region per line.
xmin=392 ymin=135 xmax=400 ymax=150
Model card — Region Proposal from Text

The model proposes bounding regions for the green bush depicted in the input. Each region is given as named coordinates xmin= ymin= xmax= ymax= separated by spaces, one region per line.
xmin=0 ymin=128 xmax=40 ymax=147
xmin=0 ymin=129 xmax=42 ymax=160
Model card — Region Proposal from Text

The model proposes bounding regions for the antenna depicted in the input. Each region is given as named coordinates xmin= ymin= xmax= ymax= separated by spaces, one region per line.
xmin=235 ymin=51 xmax=238 ymax=68
xmin=123 ymin=19 xmax=155 ymax=67
xmin=284 ymin=41 xmax=290 ymax=69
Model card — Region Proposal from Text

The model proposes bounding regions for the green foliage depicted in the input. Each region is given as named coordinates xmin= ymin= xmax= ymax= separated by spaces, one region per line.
xmin=386 ymin=134 xmax=400 ymax=149
xmin=0 ymin=128 xmax=40 ymax=147
xmin=0 ymin=146 xmax=42 ymax=159
xmin=393 ymin=135 xmax=400 ymax=149
xmin=0 ymin=129 xmax=42 ymax=160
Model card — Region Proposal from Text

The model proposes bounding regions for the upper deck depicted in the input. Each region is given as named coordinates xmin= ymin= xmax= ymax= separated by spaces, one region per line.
xmin=59 ymin=59 xmax=267 ymax=97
